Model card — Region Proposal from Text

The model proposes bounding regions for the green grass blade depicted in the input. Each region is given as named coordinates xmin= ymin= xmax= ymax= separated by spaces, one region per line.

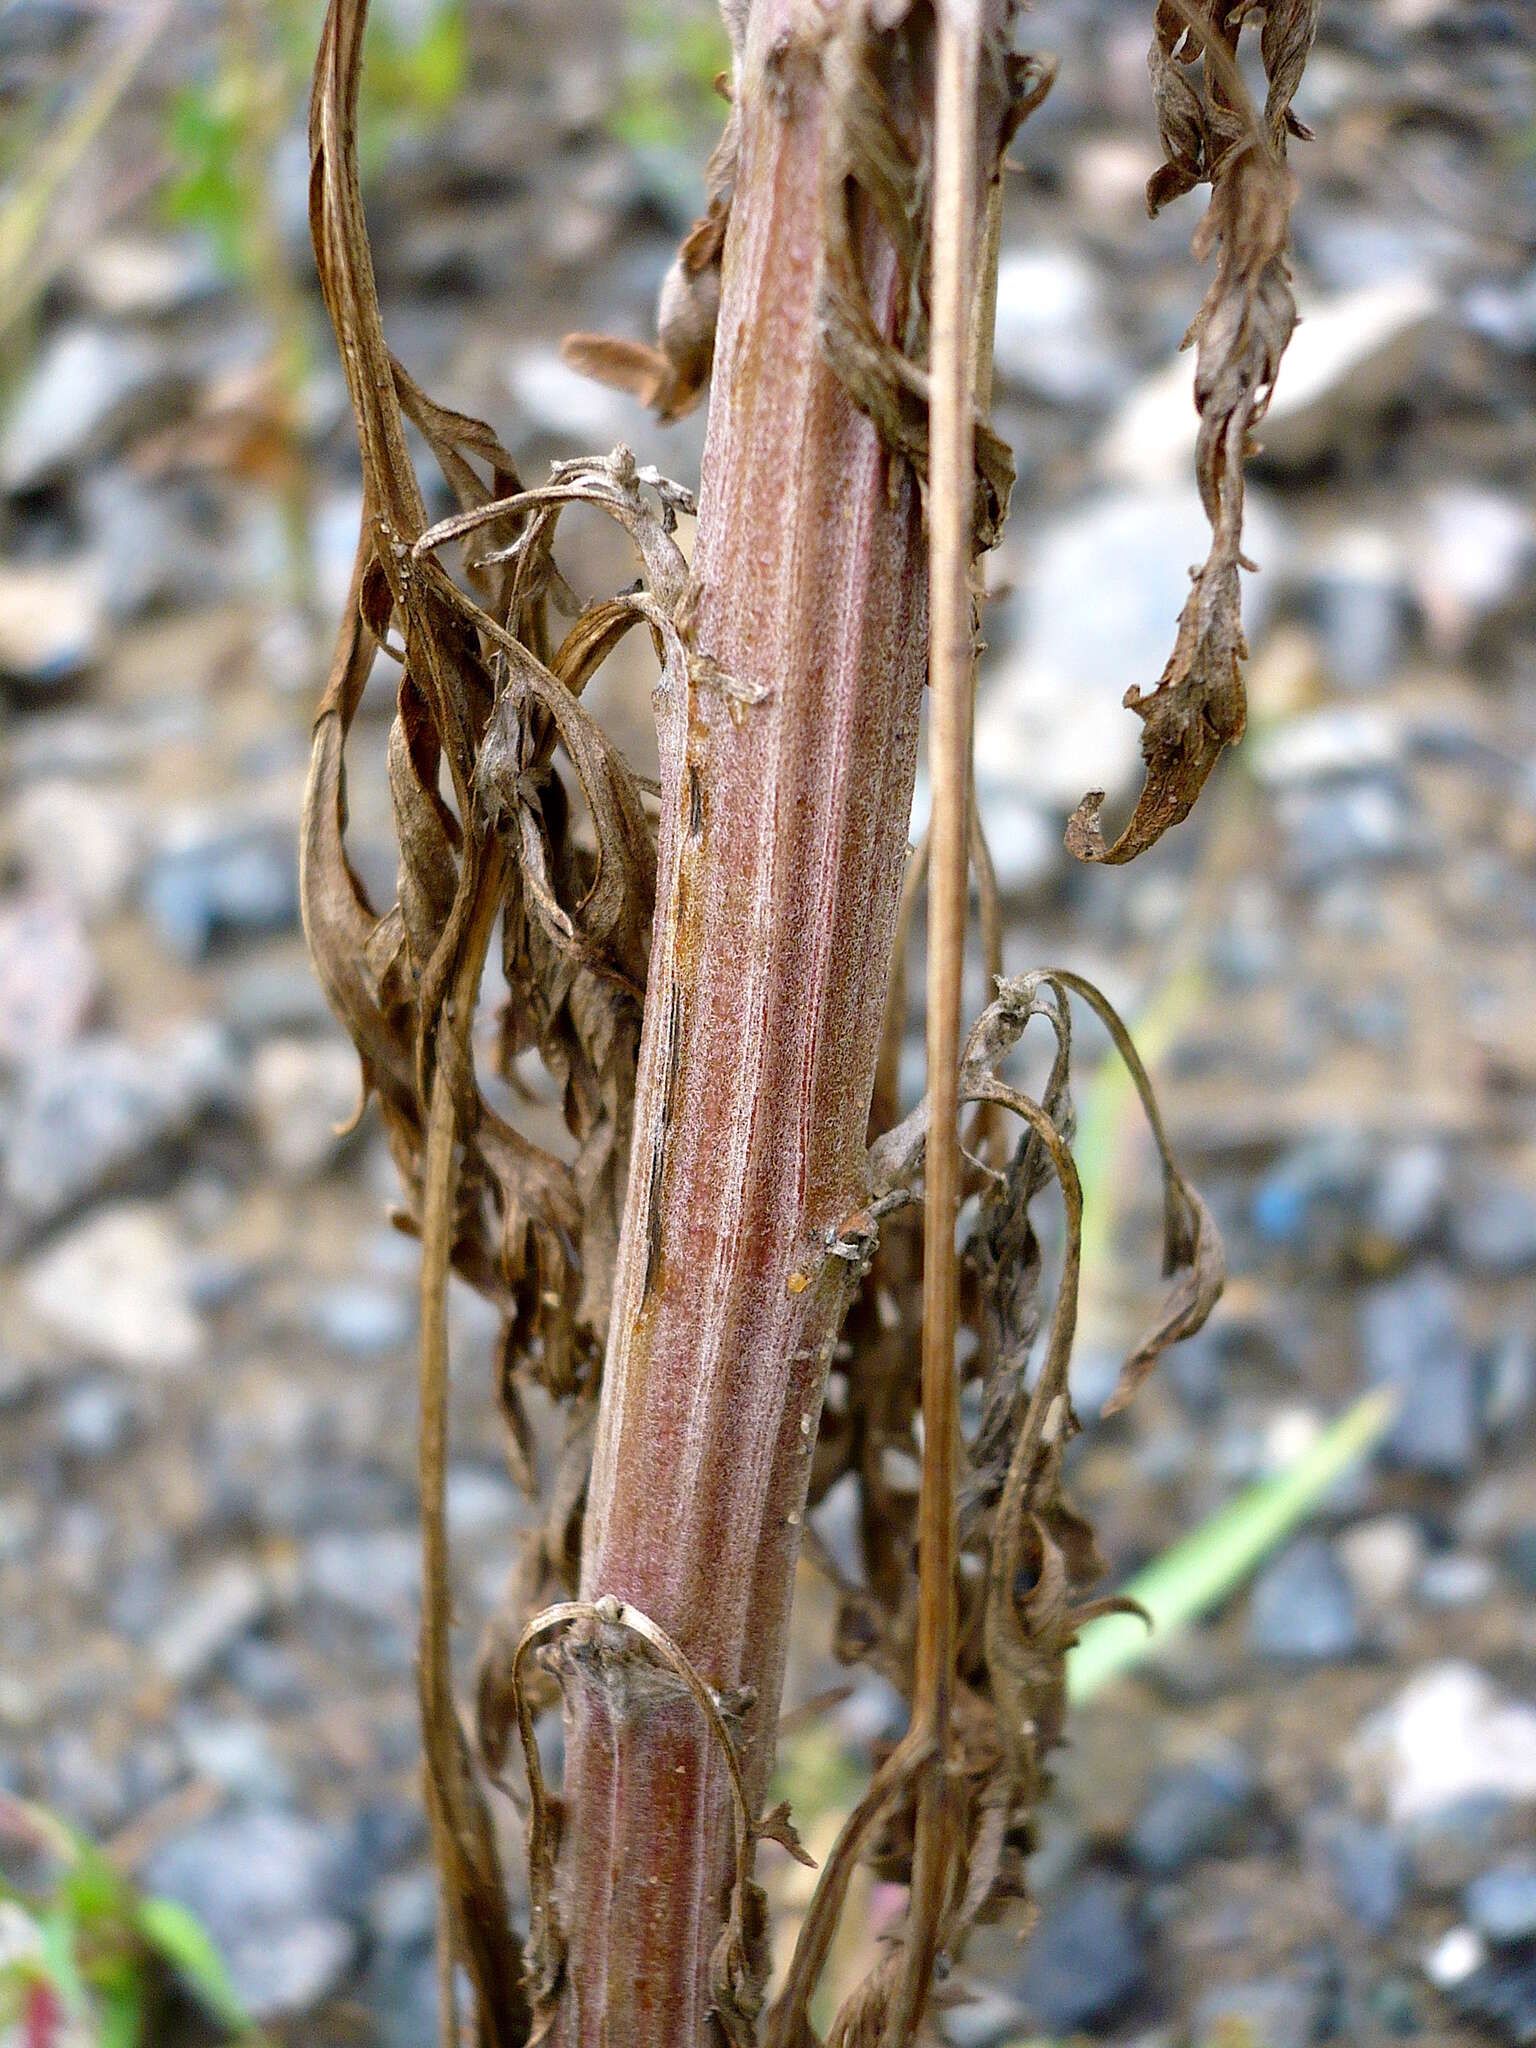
xmin=96 ymin=1966 xmax=146 ymax=2048
xmin=1068 ymin=1388 xmax=1398 ymax=1704
xmin=136 ymin=1897 xmax=253 ymax=2035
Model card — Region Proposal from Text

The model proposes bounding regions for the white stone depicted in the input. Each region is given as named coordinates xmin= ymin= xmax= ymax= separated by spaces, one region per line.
xmin=0 ymin=559 xmax=103 ymax=682
xmin=1249 ymin=705 xmax=1402 ymax=788
xmin=1348 ymin=1662 xmax=1536 ymax=1824
xmin=68 ymin=233 xmax=215 ymax=319
xmin=974 ymin=485 xmax=1287 ymax=812
xmin=1414 ymin=485 xmax=1535 ymax=650
xmin=0 ymin=325 xmax=163 ymax=492
xmin=1098 ymin=278 xmax=1442 ymax=484
xmin=150 ymin=1559 xmax=270 ymax=1685
xmin=1336 ymin=1514 xmax=1425 ymax=1615
xmin=251 ymin=1035 xmax=363 ymax=1180
xmin=6 ymin=776 xmax=142 ymax=916
xmin=24 ymin=1202 xmax=206 ymax=1374
xmin=1424 ymin=1925 xmax=1485 ymax=1991
xmin=505 ymin=344 xmax=638 ymax=443
xmin=991 ymin=246 xmax=1124 ymax=406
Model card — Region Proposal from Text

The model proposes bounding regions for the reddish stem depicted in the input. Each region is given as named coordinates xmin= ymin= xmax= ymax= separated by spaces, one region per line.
xmin=551 ymin=2 xmax=927 ymax=2037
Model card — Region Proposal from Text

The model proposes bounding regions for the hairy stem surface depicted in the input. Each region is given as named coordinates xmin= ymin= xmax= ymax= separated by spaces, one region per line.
xmin=552 ymin=2 xmax=928 ymax=2037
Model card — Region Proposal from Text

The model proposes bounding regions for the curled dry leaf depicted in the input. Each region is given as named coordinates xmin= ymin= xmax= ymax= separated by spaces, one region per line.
xmin=778 ymin=966 xmax=1222 ymax=2033
xmin=562 ymin=115 xmax=737 ymax=422
xmin=817 ymin=0 xmax=1053 ymax=548
xmin=1067 ymin=0 xmax=1318 ymax=864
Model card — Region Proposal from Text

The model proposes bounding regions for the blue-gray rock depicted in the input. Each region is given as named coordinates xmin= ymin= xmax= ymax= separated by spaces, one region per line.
xmin=143 ymin=1818 xmax=346 ymax=1925
xmin=1452 ymin=1177 xmax=1536 ymax=1276
xmin=177 ymin=1713 xmax=293 ymax=1803
xmin=1295 ymin=213 xmax=1443 ymax=294
xmin=1468 ymin=1857 xmax=1536 ymax=1947
xmin=222 ymin=1635 xmax=310 ymax=1711
xmin=1438 ymin=1943 xmax=1536 ymax=2047
xmin=1207 ymin=913 xmax=1288 ymax=992
xmin=0 ymin=2 xmax=91 ymax=56
xmin=351 ymin=1798 xmax=427 ymax=1885
xmin=78 ymin=470 xmax=187 ymax=622
xmin=1367 ymin=1142 xmax=1449 ymax=1253
xmin=257 ymin=1456 xmax=412 ymax=1537
xmin=1417 ymin=1551 xmax=1497 ymax=1611
xmin=1311 ymin=1812 xmax=1406 ymax=1933
xmin=306 ymin=1528 xmax=420 ymax=1624
xmin=311 ymin=1282 xmax=414 ymax=1357
xmin=1194 ymin=1974 xmax=1328 ymax=2048
xmin=1 ymin=1029 xmax=236 ymax=1227
xmin=148 ymin=1558 xmax=270 ymax=1687
xmin=1250 ymin=1537 xmax=1362 ymax=1663
xmin=365 ymin=1946 xmax=441 ymax=2048
xmin=143 ymin=823 xmax=299 ymax=961
xmin=141 ymin=1806 xmax=360 ymax=2019
xmin=0 ymin=326 xmax=180 ymax=493
xmin=43 ymin=1727 xmax=128 ymax=1834
xmin=369 ymin=1865 xmax=438 ymax=1952
xmin=1415 ymin=485 xmax=1534 ymax=650
xmin=76 ymin=470 xmax=254 ymax=622
xmin=1130 ymin=1743 xmax=1259 ymax=1877
xmin=1010 ymin=1871 xmax=1147 ymax=2032
xmin=1367 ymin=1974 xmax=1422 ymax=2035
xmin=1481 ymin=1330 xmax=1536 ymax=1434
xmin=991 ymin=246 xmax=1128 ymax=408
xmin=119 ymin=1734 xmax=185 ymax=1820
xmin=1251 ymin=1131 xmax=1374 ymax=1255
xmin=1465 ymin=263 xmax=1536 ymax=355
xmin=54 ymin=1379 xmax=136 ymax=1459
xmin=1333 ymin=982 xmax=1410 ymax=1054
xmin=1405 ymin=1795 xmax=1514 ymax=1897
xmin=941 ymin=1982 xmax=1033 ymax=2048
xmin=225 ymin=959 xmax=337 ymax=1040
xmin=235 ymin=1920 xmax=357 ymax=2020
xmin=1304 ymin=545 xmax=1413 ymax=692
xmin=107 ymin=1555 xmax=174 ymax=1643
xmin=1278 ymin=775 xmax=1418 ymax=888
xmin=1360 ymin=1268 xmax=1481 ymax=1478
xmin=1505 ymin=1525 xmax=1536 ymax=1595
xmin=974 ymin=485 xmax=1286 ymax=815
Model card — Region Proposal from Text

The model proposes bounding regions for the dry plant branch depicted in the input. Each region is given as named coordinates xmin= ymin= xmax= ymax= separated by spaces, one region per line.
xmin=895 ymin=0 xmax=986 ymax=2038
xmin=300 ymin=0 xmax=1316 ymax=2039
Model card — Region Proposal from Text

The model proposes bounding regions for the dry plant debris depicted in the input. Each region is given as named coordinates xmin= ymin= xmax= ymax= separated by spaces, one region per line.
xmin=301 ymin=0 xmax=1312 ymax=2039
xmin=1067 ymin=0 xmax=1318 ymax=863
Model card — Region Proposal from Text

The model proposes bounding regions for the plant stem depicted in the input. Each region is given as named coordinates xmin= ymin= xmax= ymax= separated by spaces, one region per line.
xmin=549 ymin=1 xmax=930 ymax=2036
xmin=418 ymin=846 xmax=527 ymax=2048
xmin=888 ymin=1 xmax=980 ymax=2038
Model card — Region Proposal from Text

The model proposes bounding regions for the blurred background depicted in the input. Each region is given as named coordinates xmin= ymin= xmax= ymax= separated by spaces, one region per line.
xmin=0 ymin=0 xmax=1533 ymax=2043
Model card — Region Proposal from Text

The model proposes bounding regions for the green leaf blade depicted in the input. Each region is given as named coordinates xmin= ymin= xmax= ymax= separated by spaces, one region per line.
xmin=1068 ymin=1388 xmax=1398 ymax=1704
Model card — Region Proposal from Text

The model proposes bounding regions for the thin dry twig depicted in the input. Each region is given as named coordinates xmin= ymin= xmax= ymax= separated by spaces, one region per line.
xmin=893 ymin=0 xmax=985 ymax=2038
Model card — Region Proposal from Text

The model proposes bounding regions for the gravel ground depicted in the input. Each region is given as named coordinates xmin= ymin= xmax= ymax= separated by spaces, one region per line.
xmin=1 ymin=1 xmax=1533 ymax=2043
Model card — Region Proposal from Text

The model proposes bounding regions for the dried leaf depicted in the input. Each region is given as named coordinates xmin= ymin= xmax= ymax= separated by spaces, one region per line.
xmin=562 ymin=109 xmax=737 ymax=421
xmin=1068 ymin=0 xmax=1316 ymax=863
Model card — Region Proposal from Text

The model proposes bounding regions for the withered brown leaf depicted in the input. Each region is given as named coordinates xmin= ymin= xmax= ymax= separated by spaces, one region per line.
xmin=1068 ymin=0 xmax=1317 ymax=864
